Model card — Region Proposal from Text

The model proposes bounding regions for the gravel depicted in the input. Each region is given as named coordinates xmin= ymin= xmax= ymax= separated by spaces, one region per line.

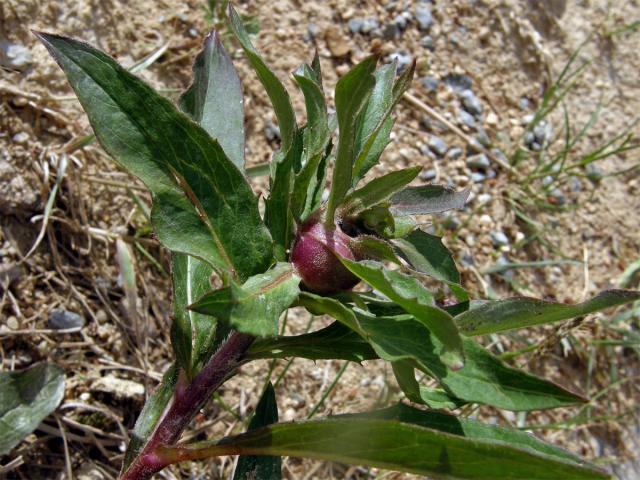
xmin=490 ymin=231 xmax=510 ymax=247
xmin=48 ymin=309 xmax=86 ymax=330
xmin=466 ymin=153 xmax=490 ymax=170
xmin=420 ymin=168 xmax=437 ymax=181
xmin=420 ymin=76 xmax=439 ymax=92
xmin=348 ymin=18 xmax=364 ymax=34
xmin=415 ymin=6 xmax=434 ymax=31
xmin=470 ymin=172 xmax=487 ymax=183
xmin=427 ymin=135 xmax=448 ymax=157
xmin=420 ymin=35 xmax=434 ymax=50
xmin=459 ymin=89 xmax=483 ymax=117
xmin=446 ymin=147 xmax=463 ymax=160
xmin=458 ymin=109 xmax=476 ymax=129
xmin=443 ymin=73 xmax=473 ymax=92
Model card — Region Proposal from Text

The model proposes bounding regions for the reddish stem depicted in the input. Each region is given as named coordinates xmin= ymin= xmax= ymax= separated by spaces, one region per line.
xmin=120 ymin=332 xmax=254 ymax=480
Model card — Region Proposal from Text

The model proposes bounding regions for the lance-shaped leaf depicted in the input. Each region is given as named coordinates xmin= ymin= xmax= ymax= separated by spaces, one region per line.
xmin=354 ymin=311 xmax=585 ymax=411
xmin=292 ymin=61 xmax=332 ymax=222
xmin=264 ymin=131 xmax=304 ymax=257
xmin=171 ymin=254 xmax=230 ymax=378
xmin=325 ymin=56 xmax=377 ymax=223
xmin=161 ymin=404 xmax=608 ymax=480
xmin=352 ymin=61 xmax=415 ymax=185
xmin=0 ymin=363 xmax=65 ymax=455
xmin=392 ymin=360 xmax=466 ymax=410
xmin=341 ymin=166 xmax=421 ymax=216
xmin=122 ymin=364 xmax=178 ymax=471
xmin=393 ymin=229 xmax=468 ymax=302
xmin=229 ymin=5 xmax=296 ymax=151
xmin=339 ymin=259 xmax=464 ymax=369
xmin=190 ymin=263 xmax=300 ymax=337
xmin=179 ymin=31 xmax=245 ymax=170
xmin=456 ymin=289 xmax=640 ymax=336
xmin=246 ymin=321 xmax=377 ymax=363
xmin=35 ymin=33 xmax=273 ymax=281
xmin=234 ymin=383 xmax=281 ymax=480
xmin=390 ymin=185 xmax=470 ymax=216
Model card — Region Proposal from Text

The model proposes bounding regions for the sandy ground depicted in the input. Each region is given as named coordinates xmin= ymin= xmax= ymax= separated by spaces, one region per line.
xmin=1 ymin=0 xmax=639 ymax=478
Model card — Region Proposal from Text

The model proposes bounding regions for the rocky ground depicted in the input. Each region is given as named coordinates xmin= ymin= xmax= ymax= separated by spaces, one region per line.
xmin=1 ymin=0 xmax=639 ymax=478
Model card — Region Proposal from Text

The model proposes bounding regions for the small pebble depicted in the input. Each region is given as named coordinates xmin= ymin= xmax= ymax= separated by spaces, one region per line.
xmin=477 ymin=193 xmax=492 ymax=203
xmin=383 ymin=23 xmax=400 ymax=40
xmin=420 ymin=76 xmax=439 ymax=92
xmin=486 ymin=169 xmax=497 ymax=179
xmin=415 ymin=6 xmax=433 ymax=31
xmin=586 ymin=163 xmax=603 ymax=183
xmin=542 ymin=175 xmax=555 ymax=187
xmin=265 ymin=121 xmax=280 ymax=142
xmin=348 ymin=18 xmax=364 ymax=34
xmin=490 ymin=231 xmax=510 ymax=248
xmin=475 ymin=130 xmax=491 ymax=147
xmin=360 ymin=18 xmax=379 ymax=34
xmin=458 ymin=110 xmax=476 ymax=129
xmin=519 ymin=97 xmax=530 ymax=110
xmin=446 ymin=147 xmax=463 ymax=160
xmin=466 ymin=153 xmax=490 ymax=170
xmin=442 ymin=215 xmax=461 ymax=231
xmin=0 ymin=40 xmax=33 ymax=70
xmin=7 ymin=316 xmax=19 ymax=330
xmin=307 ymin=23 xmax=320 ymax=39
xmin=188 ymin=28 xmax=198 ymax=38
xmin=48 ymin=309 xmax=85 ymax=329
xmin=288 ymin=393 xmax=306 ymax=409
xmin=569 ymin=176 xmax=583 ymax=192
xmin=547 ymin=189 xmax=566 ymax=206
xmin=443 ymin=74 xmax=472 ymax=92
xmin=420 ymin=35 xmax=434 ymax=50
xmin=420 ymin=168 xmax=437 ymax=181
xmin=427 ymin=135 xmax=448 ymax=157
xmin=12 ymin=132 xmax=29 ymax=145
xmin=470 ymin=172 xmax=486 ymax=183
xmin=393 ymin=14 xmax=408 ymax=30
xmin=459 ymin=89 xmax=483 ymax=117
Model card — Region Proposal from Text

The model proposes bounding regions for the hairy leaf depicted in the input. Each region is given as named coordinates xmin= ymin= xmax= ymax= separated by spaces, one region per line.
xmin=340 ymin=259 xmax=464 ymax=369
xmin=456 ymin=290 xmax=640 ymax=336
xmin=180 ymin=31 xmax=245 ymax=170
xmin=325 ymin=56 xmax=377 ymax=222
xmin=164 ymin=404 xmax=607 ymax=480
xmin=341 ymin=166 xmax=421 ymax=216
xmin=391 ymin=360 xmax=466 ymax=410
xmin=0 ymin=363 xmax=65 ymax=455
xmin=190 ymin=263 xmax=300 ymax=337
xmin=354 ymin=311 xmax=585 ymax=411
xmin=234 ymin=383 xmax=281 ymax=479
xmin=229 ymin=6 xmax=296 ymax=151
xmin=390 ymin=185 xmax=470 ymax=216
xmin=246 ymin=322 xmax=377 ymax=363
xmin=35 ymin=32 xmax=272 ymax=281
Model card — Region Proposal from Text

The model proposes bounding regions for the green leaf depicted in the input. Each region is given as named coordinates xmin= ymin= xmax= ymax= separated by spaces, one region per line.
xmin=122 ymin=364 xmax=178 ymax=471
xmin=352 ymin=61 xmax=415 ymax=185
xmin=165 ymin=404 xmax=608 ymax=480
xmin=179 ymin=31 xmax=245 ymax=170
xmin=190 ymin=263 xmax=301 ymax=337
xmin=292 ymin=63 xmax=332 ymax=222
xmin=340 ymin=259 xmax=464 ymax=370
xmin=354 ymin=311 xmax=585 ymax=411
xmin=456 ymin=290 xmax=640 ymax=336
xmin=35 ymin=32 xmax=273 ymax=281
xmin=234 ymin=383 xmax=281 ymax=480
xmin=264 ymin=131 xmax=304 ymax=257
xmin=341 ymin=166 xmax=421 ymax=216
xmin=394 ymin=229 xmax=460 ymax=284
xmin=325 ymin=56 xmax=378 ymax=222
xmin=391 ymin=360 xmax=466 ymax=410
xmin=351 ymin=236 xmax=402 ymax=264
xmin=246 ymin=321 xmax=377 ymax=363
xmin=296 ymin=292 xmax=365 ymax=336
xmin=0 ymin=363 xmax=65 ymax=455
xmin=171 ymin=254 xmax=230 ymax=378
xmin=228 ymin=6 xmax=296 ymax=151
xmin=390 ymin=185 xmax=470 ymax=216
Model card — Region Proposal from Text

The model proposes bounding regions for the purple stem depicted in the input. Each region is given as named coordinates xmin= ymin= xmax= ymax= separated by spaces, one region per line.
xmin=120 ymin=331 xmax=255 ymax=480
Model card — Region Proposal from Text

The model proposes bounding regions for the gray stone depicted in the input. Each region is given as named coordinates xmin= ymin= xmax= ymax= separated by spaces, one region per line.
xmin=12 ymin=132 xmax=29 ymax=145
xmin=265 ymin=121 xmax=280 ymax=142
xmin=420 ymin=168 xmax=437 ymax=181
xmin=420 ymin=76 xmax=439 ymax=92
xmin=447 ymin=147 xmax=463 ymax=160
xmin=383 ymin=23 xmax=400 ymax=40
xmin=466 ymin=153 xmax=490 ymax=170
xmin=348 ymin=18 xmax=364 ymax=34
xmin=547 ymin=188 xmax=566 ymax=206
xmin=490 ymin=231 xmax=509 ymax=247
xmin=523 ymin=131 xmax=536 ymax=147
xmin=420 ymin=35 xmax=434 ymax=50
xmin=475 ymin=130 xmax=491 ymax=147
xmin=415 ymin=6 xmax=433 ymax=31
xmin=458 ymin=110 xmax=476 ymax=129
xmin=533 ymin=120 xmax=552 ymax=145
xmin=443 ymin=74 xmax=472 ymax=92
xmin=569 ymin=176 xmax=583 ymax=192
xmin=307 ymin=23 xmax=320 ymax=39
xmin=442 ymin=215 xmax=461 ymax=231
xmin=487 ymin=169 xmax=497 ymax=179
xmin=470 ymin=172 xmax=486 ymax=183
xmin=519 ymin=97 xmax=530 ymax=110
xmin=586 ymin=163 xmax=603 ymax=183
xmin=361 ymin=18 xmax=380 ymax=34
xmin=542 ymin=175 xmax=555 ymax=187
xmin=393 ymin=14 xmax=408 ymax=30
xmin=48 ymin=309 xmax=85 ymax=330
xmin=459 ymin=89 xmax=483 ymax=117
xmin=0 ymin=40 xmax=33 ymax=71
xmin=427 ymin=135 xmax=448 ymax=157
